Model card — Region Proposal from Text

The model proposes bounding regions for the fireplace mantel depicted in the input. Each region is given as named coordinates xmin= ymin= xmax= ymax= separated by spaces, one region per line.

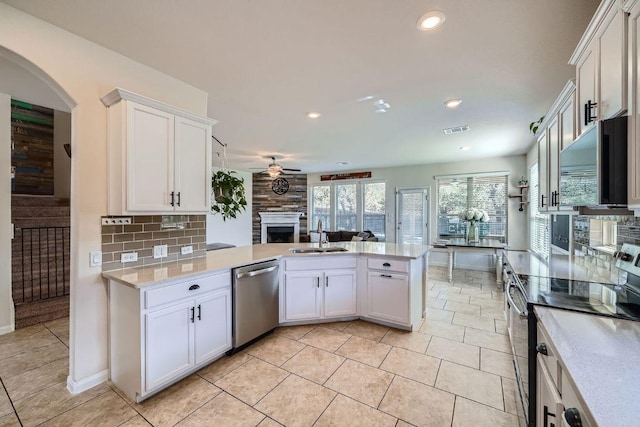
xmin=259 ymin=212 xmax=303 ymax=244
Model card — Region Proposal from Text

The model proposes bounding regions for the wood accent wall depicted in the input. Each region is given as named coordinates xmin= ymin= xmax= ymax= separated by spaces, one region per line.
xmin=252 ymin=173 xmax=308 ymax=244
xmin=11 ymin=100 xmax=55 ymax=195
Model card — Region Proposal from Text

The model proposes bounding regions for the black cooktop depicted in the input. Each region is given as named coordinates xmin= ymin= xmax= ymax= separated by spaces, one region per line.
xmin=519 ymin=276 xmax=640 ymax=321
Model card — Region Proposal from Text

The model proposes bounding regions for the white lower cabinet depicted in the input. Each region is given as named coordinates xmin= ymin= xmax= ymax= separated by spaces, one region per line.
xmin=109 ymin=270 xmax=231 ymax=402
xmin=283 ymin=268 xmax=356 ymax=321
xmin=366 ymin=272 xmax=409 ymax=324
xmin=536 ymin=355 xmax=563 ymax=427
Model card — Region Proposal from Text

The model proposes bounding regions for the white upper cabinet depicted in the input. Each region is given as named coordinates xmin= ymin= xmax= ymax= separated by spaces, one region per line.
xmin=570 ymin=0 xmax=628 ymax=136
xmin=102 ymin=88 xmax=217 ymax=215
xmin=626 ymin=0 xmax=640 ymax=213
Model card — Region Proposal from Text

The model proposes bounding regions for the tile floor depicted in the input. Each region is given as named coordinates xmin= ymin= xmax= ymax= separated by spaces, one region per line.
xmin=0 ymin=266 xmax=524 ymax=426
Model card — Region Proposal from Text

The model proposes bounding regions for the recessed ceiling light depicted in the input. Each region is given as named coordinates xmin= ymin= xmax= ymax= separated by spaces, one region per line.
xmin=336 ymin=161 xmax=350 ymax=166
xmin=445 ymin=99 xmax=462 ymax=108
xmin=417 ymin=11 xmax=446 ymax=31
xmin=307 ymin=112 xmax=321 ymax=119
xmin=459 ymin=146 xmax=471 ymax=151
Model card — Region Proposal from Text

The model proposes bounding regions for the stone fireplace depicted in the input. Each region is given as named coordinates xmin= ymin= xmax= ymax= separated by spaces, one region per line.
xmin=259 ymin=212 xmax=303 ymax=244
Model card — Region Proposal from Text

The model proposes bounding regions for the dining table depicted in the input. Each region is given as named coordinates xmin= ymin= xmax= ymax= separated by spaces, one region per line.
xmin=432 ymin=238 xmax=506 ymax=285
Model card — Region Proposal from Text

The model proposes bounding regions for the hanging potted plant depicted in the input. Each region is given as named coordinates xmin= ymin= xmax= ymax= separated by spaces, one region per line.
xmin=210 ymin=138 xmax=247 ymax=221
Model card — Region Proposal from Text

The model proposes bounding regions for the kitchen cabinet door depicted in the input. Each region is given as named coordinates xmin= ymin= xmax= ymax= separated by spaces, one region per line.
xmin=284 ymin=272 xmax=321 ymax=321
xmin=598 ymin=6 xmax=627 ymax=120
xmin=174 ymin=116 xmax=212 ymax=212
xmin=548 ymin=118 xmax=560 ymax=211
xmin=127 ymin=102 xmax=175 ymax=212
xmin=367 ymin=272 xmax=409 ymax=324
xmin=537 ymin=131 xmax=549 ymax=211
xmin=323 ymin=270 xmax=357 ymax=318
xmin=536 ymin=355 xmax=563 ymax=427
xmin=194 ymin=288 xmax=232 ymax=364
xmin=145 ymin=301 xmax=194 ymax=391
xmin=576 ymin=47 xmax=597 ymax=137
xmin=559 ymin=91 xmax=576 ymax=151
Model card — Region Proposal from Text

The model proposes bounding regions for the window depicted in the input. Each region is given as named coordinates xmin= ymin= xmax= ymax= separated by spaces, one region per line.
xmin=529 ymin=164 xmax=549 ymax=259
xmin=309 ymin=181 xmax=386 ymax=241
xmin=436 ymin=173 xmax=508 ymax=243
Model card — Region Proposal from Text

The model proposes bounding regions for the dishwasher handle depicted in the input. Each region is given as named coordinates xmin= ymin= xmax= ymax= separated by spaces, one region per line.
xmin=506 ymin=283 xmax=528 ymax=317
xmin=235 ymin=265 xmax=278 ymax=279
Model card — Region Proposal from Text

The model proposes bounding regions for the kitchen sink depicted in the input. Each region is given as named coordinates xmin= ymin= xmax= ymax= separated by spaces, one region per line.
xmin=289 ymin=247 xmax=349 ymax=254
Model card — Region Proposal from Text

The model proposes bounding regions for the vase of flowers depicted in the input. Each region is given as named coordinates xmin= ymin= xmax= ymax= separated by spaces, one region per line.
xmin=458 ymin=208 xmax=490 ymax=243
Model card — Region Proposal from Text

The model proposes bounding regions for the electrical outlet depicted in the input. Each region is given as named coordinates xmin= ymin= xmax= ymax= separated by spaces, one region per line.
xmin=153 ymin=245 xmax=168 ymax=259
xmin=89 ymin=251 xmax=102 ymax=267
xmin=181 ymin=245 xmax=193 ymax=255
xmin=120 ymin=252 xmax=138 ymax=263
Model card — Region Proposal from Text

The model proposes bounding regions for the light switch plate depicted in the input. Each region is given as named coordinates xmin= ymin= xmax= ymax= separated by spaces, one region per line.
xmin=181 ymin=246 xmax=193 ymax=255
xmin=90 ymin=251 xmax=102 ymax=267
xmin=121 ymin=252 xmax=138 ymax=263
xmin=154 ymin=245 xmax=168 ymax=259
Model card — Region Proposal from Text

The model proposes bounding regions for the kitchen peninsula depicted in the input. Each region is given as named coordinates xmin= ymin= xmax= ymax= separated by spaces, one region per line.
xmin=103 ymin=241 xmax=429 ymax=402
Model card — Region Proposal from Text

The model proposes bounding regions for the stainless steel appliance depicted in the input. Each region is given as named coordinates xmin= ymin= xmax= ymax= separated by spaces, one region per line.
xmin=231 ymin=260 xmax=280 ymax=350
xmin=506 ymin=243 xmax=640 ymax=426
xmin=559 ymin=116 xmax=627 ymax=209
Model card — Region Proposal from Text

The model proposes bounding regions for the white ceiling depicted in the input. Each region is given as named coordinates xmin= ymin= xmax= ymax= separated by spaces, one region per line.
xmin=2 ymin=0 xmax=600 ymax=173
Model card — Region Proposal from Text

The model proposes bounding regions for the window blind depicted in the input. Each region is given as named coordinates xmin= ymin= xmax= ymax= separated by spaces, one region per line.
xmin=436 ymin=174 xmax=508 ymax=243
xmin=529 ymin=164 xmax=549 ymax=259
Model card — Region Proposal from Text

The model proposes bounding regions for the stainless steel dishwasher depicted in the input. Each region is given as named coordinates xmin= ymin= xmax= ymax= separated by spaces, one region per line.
xmin=231 ymin=260 xmax=280 ymax=350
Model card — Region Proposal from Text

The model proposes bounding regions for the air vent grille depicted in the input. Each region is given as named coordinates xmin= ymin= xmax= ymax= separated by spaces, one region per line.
xmin=443 ymin=125 xmax=470 ymax=135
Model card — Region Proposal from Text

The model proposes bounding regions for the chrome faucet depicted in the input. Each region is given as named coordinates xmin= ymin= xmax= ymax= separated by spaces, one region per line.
xmin=317 ymin=219 xmax=325 ymax=247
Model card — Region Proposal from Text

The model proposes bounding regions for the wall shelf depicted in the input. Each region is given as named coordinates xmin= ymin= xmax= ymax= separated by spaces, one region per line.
xmin=509 ymin=185 xmax=529 ymax=212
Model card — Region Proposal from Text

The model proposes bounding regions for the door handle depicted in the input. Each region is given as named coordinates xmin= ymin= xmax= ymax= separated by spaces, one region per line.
xmin=170 ymin=191 xmax=175 ymax=206
xmin=197 ymin=304 xmax=201 ymax=320
xmin=541 ymin=194 xmax=547 ymax=207
xmin=325 ymin=276 xmax=328 ymax=287
xmin=177 ymin=191 xmax=181 ymax=207
xmin=316 ymin=277 xmax=320 ymax=288
xmin=190 ymin=307 xmax=195 ymax=323
xmin=381 ymin=274 xmax=393 ymax=278
xmin=188 ymin=284 xmax=200 ymax=291
xmin=383 ymin=262 xmax=391 ymax=267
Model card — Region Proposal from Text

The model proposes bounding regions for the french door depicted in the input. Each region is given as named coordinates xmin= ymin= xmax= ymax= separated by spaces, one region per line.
xmin=396 ymin=188 xmax=429 ymax=244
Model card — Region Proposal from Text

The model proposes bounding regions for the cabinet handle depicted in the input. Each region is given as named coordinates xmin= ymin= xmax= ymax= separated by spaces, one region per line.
xmin=382 ymin=262 xmax=391 ymax=267
xmin=543 ymin=405 xmax=556 ymax=427
xmin=563 ymin=408 xmax=583 ymax=427
xmin=170 ymin=191 xmax=175 ymax=207
xmin=325 ymin=276 xmax=328 ymax=287
xmin=381 ymin=274 xmax=393 ymax=278
xmin=177 ymin=191 xmax=181 ymax=207
xmin=536 ymin=343 xmax=548 ymax=355
xmin=188 ymin=284 xmax=200 ymax=291
xmin=541 ymin=194 xmax=547 ymax=207
xmin=584 ymin=99 xmax=597 ymax=126
xmin=190 ymin=307 xmax=195 ymax=323
xmin=197 ymin=304 xmax=201 ymax=320
xmin=316 ymin=277 xmax=320 ymax=288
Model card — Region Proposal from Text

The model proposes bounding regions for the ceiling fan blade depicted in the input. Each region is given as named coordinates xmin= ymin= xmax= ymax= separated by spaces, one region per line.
xmin=282 ymin=168 xmax=302 ymax=172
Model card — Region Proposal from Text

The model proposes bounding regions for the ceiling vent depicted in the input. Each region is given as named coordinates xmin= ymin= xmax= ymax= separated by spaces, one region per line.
xmin=443 ymin=125 xmax=470 ymax=135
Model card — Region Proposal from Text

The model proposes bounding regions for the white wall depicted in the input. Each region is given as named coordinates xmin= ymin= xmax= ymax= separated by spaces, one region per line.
xmin=206 ymin=169 xmax=253 ymax=247
xmin=308 ymin=155 xmax=528 ymax=270
xmin=54 ymin=110 xmax=71 ymax=199
xmin=0 ymin=3 xmax=210 ymax=393
xmin=0 ymin=93 xmax=13 ymax=334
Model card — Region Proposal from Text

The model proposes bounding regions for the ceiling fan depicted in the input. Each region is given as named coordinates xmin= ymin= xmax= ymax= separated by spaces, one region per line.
xmin=253 ymin=156 xmax=302 ymax=178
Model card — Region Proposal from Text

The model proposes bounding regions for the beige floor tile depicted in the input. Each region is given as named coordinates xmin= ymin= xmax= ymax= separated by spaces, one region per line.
xmin=380 ymin=348 xmax=440 ymax=386
xmin=435 ymin=361 xmax=504 ymax=410
xmin=0 ymin=341 xmax=67 ymax=379
xmin=319 ymin=320 xmax=353 ymax=331
xmin=463 ymin=328 xmax=512 ymax=354
xmin=342 ymin=320 xmax=390 ymax=341
xmin=481 ymin=348 xmax=516 ymax=379
xmin=4 ymin=357 xmax=68 ymax=402
xmin=379 ymin=376 xmax=455 ymax=427
xmin=256 ymin=417 xmax=283 ymax=426
xmin=281 ymin=346 xmax=344 ymax=384
xmin=430 ymin=283 xmax=459 ymax=293
xmin=44 ymin=318 xmax=69 ymax=346
xmin=214 ymin=358 xmax=288 ymax=406
xmin=494 ymin=319 xmax=508 ymax=335
xmin=273 ymin=324 xmax=316 ymax=340
xmin=132 ymin=375 xmax=221 ymax=426
xmin=426 ymin=336 xmax=479 ymax=369
xmin=336 ymin=336 xmax=391 ymax=367
xmin=419 ymin=320 xmax=465 ymax=342
xmin=452 ymin=313 xmax=496 ymax=332
xmin=177 ymin=392 xmax=265 ymax=426
xmin=425 ymin=297 xmax=446 ymax=310
xmin=481 ymin=305 xmax=507 ymax=320
xmin=492 ymin=290 xmax=505 ymax=300
xmin=396 ymin=421 xmax=416 ymax=427
xmin=459 ymin=287 xmax=493 ymax=296
xmin=425 ymin=308 xmax=454 ymax=323
xmin=444 ymin=301 xmax=481 ymax=316
xmin=0 ymin=328 xmax=60 ymax=360
xmin=315 ymin=394 xmax=397 ymax=427
xmin=437 ymin=292 xmax=471 ymax=303
xmin=452 ymin=397 xmax=519 ymax=427
xmin=0 ymin=386 xmax=11 ymax=419
xmin=324 ymin=360 xmax=394 ymax=407
xmin=381 ymin=329 xmax=431 ymax=354
xmin=197 ymin=352 xmax=253 ymax=383
xmin=14 ymin=382 xmax=110 ymax=426
xmin=255 ymin=375 xmax=336 ymax=427
xmin=501 ymin=377 xmax=523 ymax=417
xmin=0 ymin=412 xmax=20 ymax=427
xmin=469 ymin=295 xmax=505 ymax=308
xmin=299 ymin=327 xmax=351 ymax=352
xmin=118 ymin=415 xmax=153 ymax=426
xmin=40 ymin=389 xmax=137 ymax=427
xmin=244 ymin=335 xmax=305 ymax=366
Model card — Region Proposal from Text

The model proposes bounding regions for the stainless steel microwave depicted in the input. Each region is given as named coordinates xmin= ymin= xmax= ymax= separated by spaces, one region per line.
xmin=559 ymin=116 xmax=627 ymax=208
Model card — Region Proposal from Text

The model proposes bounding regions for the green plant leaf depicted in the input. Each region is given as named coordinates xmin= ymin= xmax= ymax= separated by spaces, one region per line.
xmin=211 ymin=170 xmax=247 ymax=221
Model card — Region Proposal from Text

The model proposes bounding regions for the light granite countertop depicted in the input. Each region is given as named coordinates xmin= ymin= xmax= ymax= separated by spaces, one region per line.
xmin=504 ymin=250 xmax=622 ymax=284
xmin=102 ymin=241 xmax=430 ymax=288
xmin=535 ymin=306 xmax=640 ymax=427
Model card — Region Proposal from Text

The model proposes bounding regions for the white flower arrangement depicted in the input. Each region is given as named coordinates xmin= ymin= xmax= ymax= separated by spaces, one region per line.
xmin=458 ymin=208 xmax=490 ymax=224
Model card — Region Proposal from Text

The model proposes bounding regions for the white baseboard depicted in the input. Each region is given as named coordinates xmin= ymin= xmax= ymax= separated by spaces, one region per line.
xmin=0 ymin=323 xmax=15 ymax=335
xmin=0 ymin=303 xmax=15 ymax=335
xmin=67 ymin=369 xmax=109 ymax=394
